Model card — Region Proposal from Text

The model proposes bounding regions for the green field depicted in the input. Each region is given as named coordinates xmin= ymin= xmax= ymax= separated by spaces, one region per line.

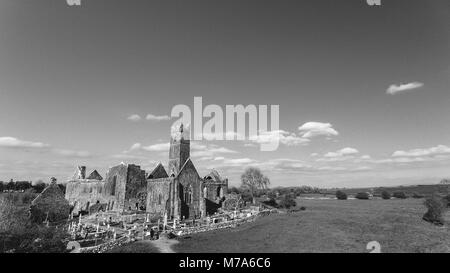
xmin=172 ymin=198 xmax=450 ymax=253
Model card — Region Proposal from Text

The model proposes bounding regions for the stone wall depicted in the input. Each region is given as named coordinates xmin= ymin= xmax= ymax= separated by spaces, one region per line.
xmin=65 ymin=180 xmax=109 ymax=213
xmin=177 ymin=159 xmax=202 ymax=219
xmin=124 ymin=164 xmax=147 ymax=211
xmin=146 ymin=177 xmax=174 ymax=217
xmin=31 ymin=182 xmax=71 ymax=223
xmin=103 ymin=164 xmax=128 ymax=212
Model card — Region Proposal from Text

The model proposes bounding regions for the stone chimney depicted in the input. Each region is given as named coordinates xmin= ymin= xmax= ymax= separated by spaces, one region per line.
xmin=78 ymin=166 xmax=86 ymax=179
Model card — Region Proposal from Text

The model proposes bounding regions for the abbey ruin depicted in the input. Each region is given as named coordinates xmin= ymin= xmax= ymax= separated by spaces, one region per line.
xmin=65 ymin=124 xmax=229 ymax=220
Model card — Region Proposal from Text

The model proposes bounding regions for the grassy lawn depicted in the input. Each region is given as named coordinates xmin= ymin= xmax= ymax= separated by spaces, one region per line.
xmin=107 ymin=241 xmax=160 ymax=253
xmin=173 ymin=198 xmax=450 ymax=253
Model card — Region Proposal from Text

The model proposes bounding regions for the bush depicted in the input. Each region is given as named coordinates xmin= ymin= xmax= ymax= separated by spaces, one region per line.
xmin=1 ymin=225 xmax=69 ymax=253
xmin=443 ymin=194 xmax=450 ymax=208
xmin=279 ymin=195 xmax=296 ymax=209
xmin=262 ymin=198 xmax=278 ymax=208
xmin=393 ymin=192 xmax=407 ymax=199
xmin=21 ymin=189 xmax=37 ymax=204
xmin=423 ymin=196 xmax=446 ymax=226
xmin=381 ymin=191 xmax=391 ymax=200
xmin=335 ymin=190 xmax=348 ymax=200
xmin=355 ymin=192 xmax=370 ymax=200
xmin=412 ymin=192 xmax=424 ymax=199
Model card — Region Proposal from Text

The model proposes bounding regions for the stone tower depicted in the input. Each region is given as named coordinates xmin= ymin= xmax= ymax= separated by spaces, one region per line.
xmin=168 ymin=123 xmax=190 ymax=177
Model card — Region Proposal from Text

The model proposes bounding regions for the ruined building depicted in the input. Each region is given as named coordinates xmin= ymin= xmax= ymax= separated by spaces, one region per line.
xmin=65 ymin=124 xmax=228 ymax=220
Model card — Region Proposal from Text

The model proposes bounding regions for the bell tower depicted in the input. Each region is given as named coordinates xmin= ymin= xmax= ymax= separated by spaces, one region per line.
xmin=168 ymin=123 xmax=190 ymax=177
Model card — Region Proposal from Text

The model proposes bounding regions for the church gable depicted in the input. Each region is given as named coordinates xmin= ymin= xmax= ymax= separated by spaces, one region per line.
xmin=31 ymin=180 xmax=70 ymax=223
xmin=148 ymin=163 xmax=169 ymax=179
xmin=177 ymin=158 xmax=200 ymax=181
xmin=87 ymin=170 xmax=103 ymax=180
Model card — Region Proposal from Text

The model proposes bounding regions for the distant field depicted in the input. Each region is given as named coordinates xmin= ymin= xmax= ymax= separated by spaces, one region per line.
xmin=173 ymin=198 xmax=450 ymax=253
xmin=322 ymin=184 xmax=449 ymax=197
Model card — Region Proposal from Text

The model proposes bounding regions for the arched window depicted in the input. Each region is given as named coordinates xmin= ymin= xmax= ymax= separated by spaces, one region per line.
xmin=217 ymin=186 xmax=221 ymax=197
xmin=111 ymin=176 xmax=116 ymax=196
xmin=184 ymin=185 xmax=193 ymax=204
xmin=158 ymin=194 xmax=162 ymax=205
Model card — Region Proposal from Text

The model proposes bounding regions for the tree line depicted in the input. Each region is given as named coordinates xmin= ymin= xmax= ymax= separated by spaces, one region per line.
xmin=0 ymin=179 xmax=66 ymax=194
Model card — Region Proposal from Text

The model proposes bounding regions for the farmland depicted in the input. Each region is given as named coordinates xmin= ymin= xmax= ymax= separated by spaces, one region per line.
xmin=171 ymin=198 xmax=450 ymax=253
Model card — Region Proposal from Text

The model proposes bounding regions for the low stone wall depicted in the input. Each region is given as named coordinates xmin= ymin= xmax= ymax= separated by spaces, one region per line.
xmin=79 ymin=236 xmax=129 ymax=253
xmin=176 ymin=212 xmax=262 ymax=236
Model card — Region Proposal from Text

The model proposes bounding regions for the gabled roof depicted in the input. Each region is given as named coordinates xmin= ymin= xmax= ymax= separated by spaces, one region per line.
xmin=148 ymin=163 xmax=169 ymax=179
xmin=87 ymin=170 xmax=103 ymax=180
xmin=177 ymin=158 xmax=199 ymax=178
xmin=204 ymin=169 xmax=223 ymax=182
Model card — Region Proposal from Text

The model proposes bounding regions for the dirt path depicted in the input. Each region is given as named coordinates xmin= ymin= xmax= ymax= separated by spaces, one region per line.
xmin=148 ymin=237 xmax=179 ymax=253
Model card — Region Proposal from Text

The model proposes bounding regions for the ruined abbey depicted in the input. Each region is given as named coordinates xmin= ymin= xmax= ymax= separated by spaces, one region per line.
xmin=65 ymin=124 xmax=229 ymax=220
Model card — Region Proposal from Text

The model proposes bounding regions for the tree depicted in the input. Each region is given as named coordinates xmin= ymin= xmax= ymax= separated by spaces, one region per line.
xmin=423 ymin=195 xmax=446 ymax=226
xmin=32 ymin=180 xmax=46 ymax=193
xmin=355 ymin=192 xmax=370 ymax=200
xmin=240 ymin=167 xmax=270 ymax=204
xmin=381 ymin=191 xmax=391 ymax=200
xmin=279 ymin=195 xmax=296 ymax=209
xmin=335 ymin=190 xmax=348 ymax=200
xmin=412 ymin=192 xmax=424 ymax=199
xmin=228 ymin=186 xmax=241 ymax=195
xmin=57 ymin=184 xmax=66 ymax=194
xmin=443 ymin=194 xmax=450 ymax=208
xmin=7 ymin=180 xmax=15 ymax=191
xmin=393 ymin=192 xmax=407 ymax=199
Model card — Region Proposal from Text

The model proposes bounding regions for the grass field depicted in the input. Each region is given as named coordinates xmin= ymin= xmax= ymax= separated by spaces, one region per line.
xmin=172 ymin=198 xmax=450 ymax=253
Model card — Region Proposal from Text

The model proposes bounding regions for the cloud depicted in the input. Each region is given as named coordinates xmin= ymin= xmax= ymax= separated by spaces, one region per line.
xmin=141 ymin=143 xmax=170 ymax=152
xmin=249 ymin=130 xmax=310 ymax=146
xmin=129 ymin=143 xmax=142 ymax=151
xmin=324 ymin=147 xmax=359 ymax=158
xmin=127 ymin=114 xmax=142 ymax=122
xmin=386 ymin=82 xmax=424 ymax=95
xmin=0 ymin=137 xmax=49 ymax=148
xmin=53 ymin=149 xmax=91 ymax=158
xmin=316 ymin=147 xmax=364 ymax=162
xmin=146 ymin=114 xmax=171 ymax=121
xmin=0 ymin=136 xmax=92 ymax=158
xmin=111 ymin=153 xmax=147 ymax=160
xmin=190 ymin=142 xmax=238 ymax=158
xmin=126 ymin=140 xmax=237 ymax=160
xmin=298 ymin=122 xmax=339 ymax=138
xmin=392 ymin=145 xmax=450 ymax=157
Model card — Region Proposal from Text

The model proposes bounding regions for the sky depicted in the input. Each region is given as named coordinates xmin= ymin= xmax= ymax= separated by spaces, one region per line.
xmin=0 ymin=0 xmax=449 ymax=188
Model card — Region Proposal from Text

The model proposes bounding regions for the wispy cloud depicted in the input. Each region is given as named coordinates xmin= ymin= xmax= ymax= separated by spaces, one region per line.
xmin=386 ymin=82 xmax=424 ymax=95
xmin=146 ymin=114 xmax=171 ymax=121
xmin=392 ymin=145 xmax=450 ymax=157
xmin=298 ymin=122 xmax=339 ymax=138
xmin=141 ymin=142 xmax=170 ymax=152
xmin=249 ymin=130 xmax=310 ymax=146
xmin=53 ymin=149 xmax=91 ymax=158
xmin=0 ymin=136 xmax=49 ymax=148
xmin=127 ymin=114 xmax=142 ymax=122
xmin=0 ymin=136 xmax=92 ymax=158
xmin=324 ymin=147 xmax=359 ymax=158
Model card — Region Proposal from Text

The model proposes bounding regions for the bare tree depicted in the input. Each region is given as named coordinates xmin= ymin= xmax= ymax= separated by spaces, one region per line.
xmin=240 ymin=167 xmax=270 ymax=204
